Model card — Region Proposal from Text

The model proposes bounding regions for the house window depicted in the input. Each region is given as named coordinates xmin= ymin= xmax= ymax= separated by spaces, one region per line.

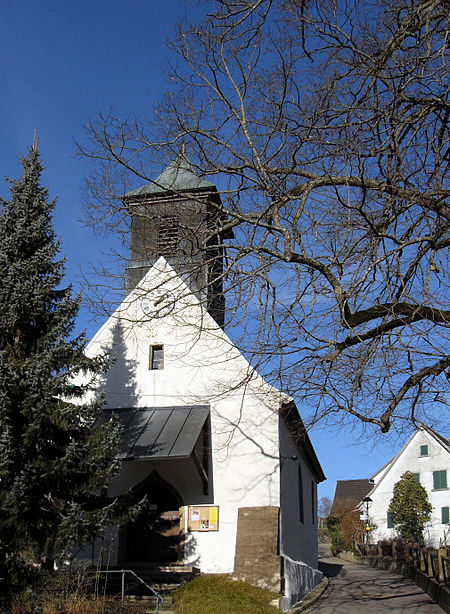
xmin=420 ymin=445 xmax=428 ymax=456
xmin=412 ymin=473 xmax=420 ymax=483
xmin=387 ymin=511 xmax=394 ymax=528
xmin=149 ymin=345 xmax=164 ymax=370
xmin=442 ymin=507 xmax=449 ymax=525
xmin=433 ymin=470 xmax=448 ymax=490
xmin=298 ymin=465 xmax=304 ymax=524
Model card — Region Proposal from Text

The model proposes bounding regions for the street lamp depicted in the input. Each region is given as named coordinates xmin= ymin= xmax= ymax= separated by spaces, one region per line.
xmin=362 ymin=496 xmax=372 ymax=544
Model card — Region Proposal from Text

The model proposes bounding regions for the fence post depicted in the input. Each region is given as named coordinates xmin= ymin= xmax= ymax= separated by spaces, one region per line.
xmin=392 ymin=541 xmax=397 ymax=560
xmin=419 ymin=548 xmax=426 ymax=572
xmin=438 ymin=549 xmax=445 ymax=583
xmin=427 ymin=550 xmax=434 ymax=578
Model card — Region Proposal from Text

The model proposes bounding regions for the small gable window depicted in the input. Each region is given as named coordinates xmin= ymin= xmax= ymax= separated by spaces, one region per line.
xmin=433 ymin=470 xmax=448 ymax=490
xmin=442 ymin=507 xmax=449 ymax=525
xmin=149 ymin=345 xmax=164 ymax=370
xmin=420 ymin=445 xmax=429 ymax=456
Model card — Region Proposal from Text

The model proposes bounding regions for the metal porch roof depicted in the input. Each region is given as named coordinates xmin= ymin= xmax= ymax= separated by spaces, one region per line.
xmin=98 ymin=406 xmax=210 ymax=460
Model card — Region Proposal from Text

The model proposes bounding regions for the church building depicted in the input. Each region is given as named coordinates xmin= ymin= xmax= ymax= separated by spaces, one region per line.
xmin=79 ymin=153 xmax=325 ymax=609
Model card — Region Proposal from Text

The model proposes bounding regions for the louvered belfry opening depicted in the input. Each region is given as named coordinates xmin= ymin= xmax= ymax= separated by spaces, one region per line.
xmin=158 ymin=215 xmax=180 ymax=256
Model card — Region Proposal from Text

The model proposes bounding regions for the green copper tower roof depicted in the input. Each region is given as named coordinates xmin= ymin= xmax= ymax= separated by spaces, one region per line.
xmin=124 ymin=153 xmax=216 ymax=199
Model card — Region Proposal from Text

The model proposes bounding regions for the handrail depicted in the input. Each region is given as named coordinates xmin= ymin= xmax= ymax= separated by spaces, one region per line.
xmin=96 ymin=568 xmax=164 ymax=612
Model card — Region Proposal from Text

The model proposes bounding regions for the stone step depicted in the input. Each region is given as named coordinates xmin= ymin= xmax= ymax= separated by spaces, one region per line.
xmin=126 ymin=594 xmax=173 ymax=605
xmin=124 ymin=594 xmax=176 ymax=614
xmin=125 ymin=563 xmax=196 ymax=572
xmin=98 ymin=564 xmax=198 ymax=596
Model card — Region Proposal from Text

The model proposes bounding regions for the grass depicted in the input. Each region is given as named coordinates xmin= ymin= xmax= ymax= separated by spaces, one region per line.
xmin=173 ymin=574 xmax=280 ymax=614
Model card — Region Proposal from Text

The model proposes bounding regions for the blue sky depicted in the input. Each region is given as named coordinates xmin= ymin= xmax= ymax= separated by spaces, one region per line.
xmin=0 ymin=0 xmax=406 ymax=502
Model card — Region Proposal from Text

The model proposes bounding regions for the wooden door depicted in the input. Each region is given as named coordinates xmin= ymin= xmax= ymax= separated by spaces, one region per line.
xmin=126 ymin=488 xmax=182 ymax=563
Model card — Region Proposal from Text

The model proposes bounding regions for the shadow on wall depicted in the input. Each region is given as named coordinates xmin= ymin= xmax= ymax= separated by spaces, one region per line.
xmin=97 ymin=320 xmax=138 ymax=408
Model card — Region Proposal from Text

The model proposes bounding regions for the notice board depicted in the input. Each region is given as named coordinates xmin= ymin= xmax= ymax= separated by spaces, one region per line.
xmin=188 ymin=506 xmax=219 ymax=531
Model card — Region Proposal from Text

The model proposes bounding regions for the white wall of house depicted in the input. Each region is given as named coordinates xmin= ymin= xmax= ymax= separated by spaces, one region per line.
xmin=81 ymin=258 xmax=285 ymax=573
xmin=367 ymin=428 xmax=450 ymax=547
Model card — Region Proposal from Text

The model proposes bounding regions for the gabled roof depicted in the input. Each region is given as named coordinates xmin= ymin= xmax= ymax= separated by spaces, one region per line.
xmin=330 ymin=479 xmax=373 ymax=515
xmin=123 ymin=154 xmax=217 ymax=199
xmin=369 ymin=425 xmax=450 ymax=484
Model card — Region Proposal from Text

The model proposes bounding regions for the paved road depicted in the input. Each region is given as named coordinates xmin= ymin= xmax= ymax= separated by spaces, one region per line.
xmin=306 ymin=545 xmax=443 ymax=613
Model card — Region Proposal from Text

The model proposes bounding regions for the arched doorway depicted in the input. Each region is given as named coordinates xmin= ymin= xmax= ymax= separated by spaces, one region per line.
xmin=125 ymin=471 xmax=183 ymax=564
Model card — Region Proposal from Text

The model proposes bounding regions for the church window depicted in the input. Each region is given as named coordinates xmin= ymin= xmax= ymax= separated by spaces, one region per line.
xmin=149 ymin=345 xmax=164 ymax=370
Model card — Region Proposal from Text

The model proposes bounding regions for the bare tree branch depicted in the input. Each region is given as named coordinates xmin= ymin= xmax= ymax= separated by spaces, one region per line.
xmin=78 ymin=0 xmax=450 ymax=435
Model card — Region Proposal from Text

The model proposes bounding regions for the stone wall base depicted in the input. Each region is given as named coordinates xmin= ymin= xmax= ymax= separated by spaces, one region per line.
xmin=279 ymin=555 xmax=323 ymax=611
xmin=232 ymin=506 xmax=323 ymax=610
xmin=233 ymin=506 xmax=281 ymax=592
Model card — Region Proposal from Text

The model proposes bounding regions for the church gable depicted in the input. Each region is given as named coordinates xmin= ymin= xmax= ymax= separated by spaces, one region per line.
xmin=86 ymin=256 xmax=282 ymax=413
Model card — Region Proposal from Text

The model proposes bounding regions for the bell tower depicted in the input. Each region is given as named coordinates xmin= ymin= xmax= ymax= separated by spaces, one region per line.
xmin=123 ymin=153 xmax=231 ymax=327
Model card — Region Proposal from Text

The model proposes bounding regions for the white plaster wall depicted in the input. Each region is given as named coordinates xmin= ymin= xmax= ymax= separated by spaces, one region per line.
xmin=80 ymin=259 xmax=283 ymax=573
xmin=368 ymin=429 xmax=449 ymax=547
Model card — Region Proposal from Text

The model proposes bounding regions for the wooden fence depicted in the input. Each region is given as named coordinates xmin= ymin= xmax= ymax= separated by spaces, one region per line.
xmin=356 ymin=541 xmax=450 ymax=585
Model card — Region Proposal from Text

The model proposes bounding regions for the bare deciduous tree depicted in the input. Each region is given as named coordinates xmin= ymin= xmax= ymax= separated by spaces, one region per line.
xmin=318 ymin=496 xmax=332 ymax=519
xmin=79 ymin=0 xmax=449 ymax=435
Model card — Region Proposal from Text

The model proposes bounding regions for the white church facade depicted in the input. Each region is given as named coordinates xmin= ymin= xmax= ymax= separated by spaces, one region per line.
xmin=78 ymin=154 xmax=325 ymax=609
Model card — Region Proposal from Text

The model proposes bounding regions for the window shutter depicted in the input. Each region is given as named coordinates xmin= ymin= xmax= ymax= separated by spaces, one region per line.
xmin=433 ymin=470 xmax=448 ymax=490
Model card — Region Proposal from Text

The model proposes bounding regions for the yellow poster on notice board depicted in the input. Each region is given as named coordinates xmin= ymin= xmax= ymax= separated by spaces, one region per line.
xmin=188 ymin=506 xmax=219 ymax=531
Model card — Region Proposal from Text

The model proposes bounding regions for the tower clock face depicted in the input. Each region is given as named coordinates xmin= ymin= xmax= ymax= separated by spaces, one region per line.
xmin=141 ymin=289 xmax=175 ymax=318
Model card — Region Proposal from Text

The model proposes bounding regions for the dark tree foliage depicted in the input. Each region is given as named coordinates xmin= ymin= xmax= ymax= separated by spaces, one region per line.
xmin=0 ymin=146 xmax=133 ymax=605
xmin=388 ymin=471 xmax=432 ymax=543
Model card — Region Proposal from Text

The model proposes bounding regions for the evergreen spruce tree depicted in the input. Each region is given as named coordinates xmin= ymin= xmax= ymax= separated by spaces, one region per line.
xmin=0 ymin=145 xmax=131 ymax=605
xmin=388 ymin=472 xmax=432 ymax=544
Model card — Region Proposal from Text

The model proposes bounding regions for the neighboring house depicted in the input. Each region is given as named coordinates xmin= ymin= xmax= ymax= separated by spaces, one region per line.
xmin=361 ymin=427 xmax=450 ymax=546
xmin=330 ymin=479 xmax=373 ymax=516
xmin=77 ymin=154 xmax=325 ymax=609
